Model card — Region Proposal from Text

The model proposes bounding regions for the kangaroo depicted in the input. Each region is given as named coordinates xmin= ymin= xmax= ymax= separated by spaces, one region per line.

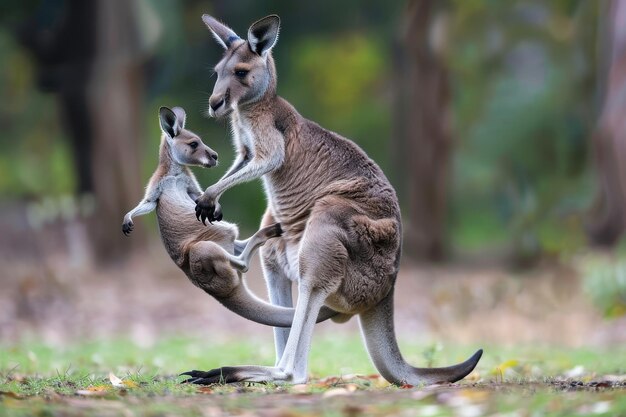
xmin=184 ymin=15 xmax=482 ymax=385
xmin=122 ymin=106 xmax=337 ymax=327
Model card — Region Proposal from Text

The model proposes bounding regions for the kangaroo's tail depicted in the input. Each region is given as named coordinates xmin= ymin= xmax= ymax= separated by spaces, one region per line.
xmin=358 ymin=287 xmax=482 ymax=385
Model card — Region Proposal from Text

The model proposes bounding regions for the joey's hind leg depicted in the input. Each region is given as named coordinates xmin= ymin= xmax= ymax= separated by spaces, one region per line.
xmin=188 ymin=241 xmax=239 ymax=298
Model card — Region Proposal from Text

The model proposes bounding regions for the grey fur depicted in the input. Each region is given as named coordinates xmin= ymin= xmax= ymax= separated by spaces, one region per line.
xmin=123 ymin=106 xmax=336 ymax=327
xmin=191 ymin=16 xmax=482 ymax=385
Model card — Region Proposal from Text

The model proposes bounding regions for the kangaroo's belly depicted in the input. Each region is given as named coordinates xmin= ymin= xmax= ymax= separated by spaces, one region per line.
xmin=265 ymin=199 xmax=400 ymax=314
xmin=156 ymin=186 xmax=238 ymax=269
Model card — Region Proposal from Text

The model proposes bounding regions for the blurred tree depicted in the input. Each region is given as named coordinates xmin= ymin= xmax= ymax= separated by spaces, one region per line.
xmin=87 ymin=0 xmax=154 ymax=262
xmin=15 ymin=0 xmax=156 ymax=263
xmin=587 ymin=0 xmax=626 ymax=246
xmin=446 ymin=0 xmax=596 ymax=262
xmin=395 ymin=0 xmax=452 ymax=261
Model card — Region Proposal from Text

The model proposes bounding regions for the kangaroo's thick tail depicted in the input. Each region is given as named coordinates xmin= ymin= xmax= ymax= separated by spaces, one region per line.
xmin=358 ymin=287 xmax=483 ymax=385
xmin=216 ymin=280 xmax=338 ymax=327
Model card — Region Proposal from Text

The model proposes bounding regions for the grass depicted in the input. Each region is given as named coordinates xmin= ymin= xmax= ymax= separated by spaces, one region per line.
xmin=1 ymin=335 xmax=625 ymax=416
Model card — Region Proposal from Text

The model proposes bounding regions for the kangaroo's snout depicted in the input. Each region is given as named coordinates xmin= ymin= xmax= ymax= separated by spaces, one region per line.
xmin=203 ymin=148 xmax=219 ymax=167
xmin=209 ymin=95 xmax=225 ymax=117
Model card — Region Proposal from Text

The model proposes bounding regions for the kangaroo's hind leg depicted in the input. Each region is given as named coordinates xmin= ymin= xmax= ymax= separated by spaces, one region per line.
xmin=181 ymin=211 xmax=348 ymax=384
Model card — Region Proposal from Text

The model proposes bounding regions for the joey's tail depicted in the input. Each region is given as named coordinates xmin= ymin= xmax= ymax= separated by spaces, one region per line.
xmin=358 ymin=287 xmax=482 ymax=385
xmin=216 ymin=281 xmax=337 ymax=327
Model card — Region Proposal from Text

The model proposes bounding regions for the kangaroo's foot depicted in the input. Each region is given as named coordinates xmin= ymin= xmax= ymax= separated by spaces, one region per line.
xmin=180 ymin=365 xmax=293 ymax=384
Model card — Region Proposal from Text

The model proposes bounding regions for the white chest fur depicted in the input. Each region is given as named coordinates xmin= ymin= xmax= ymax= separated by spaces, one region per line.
xmin=231 ymin=110 xmax=256 ymax=151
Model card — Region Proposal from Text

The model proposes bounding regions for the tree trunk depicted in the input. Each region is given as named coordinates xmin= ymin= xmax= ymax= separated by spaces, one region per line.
xmin=587 ymin=0 xmax=626 ymax=246
xmin=88 ymin=0 xmax=146 ymax=262
xmin=396 ymin=0 xmax=452 ymax=261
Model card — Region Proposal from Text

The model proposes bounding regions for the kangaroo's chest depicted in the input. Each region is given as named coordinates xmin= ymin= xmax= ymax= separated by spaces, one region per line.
xmin=232 ymin=111 xmax=256 ymax=151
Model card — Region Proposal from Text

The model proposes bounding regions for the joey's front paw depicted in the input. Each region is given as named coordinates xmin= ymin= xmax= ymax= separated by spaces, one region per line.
xmin=195 ymin=194 xmax=223 ymax=225
xmin=122 ymin=220 xmax=134 ymax=236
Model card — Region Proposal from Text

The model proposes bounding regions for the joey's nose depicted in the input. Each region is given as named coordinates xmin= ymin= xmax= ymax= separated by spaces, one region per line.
xmin=210 ymin=151 xmax=218 ymax=161
xmin=209 ymin=96 xmax=225 ymax=111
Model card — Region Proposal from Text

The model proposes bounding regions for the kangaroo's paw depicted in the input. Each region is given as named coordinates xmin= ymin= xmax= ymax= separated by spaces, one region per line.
xmin=195 ymin=195 xmax=223 ymax=225
xmin=180 ymin=366 xmax=290 ymax=384
xmin=122 ymin=220 xmax=134 ymax=236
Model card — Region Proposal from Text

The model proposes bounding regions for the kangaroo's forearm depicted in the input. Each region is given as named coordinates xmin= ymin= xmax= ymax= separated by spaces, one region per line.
xmin=126 ymin=200 xmax=157 ymax=220
xmin=222 ymin=153 xmax=250 ymax=180
xmin=207 ymin=153 xmax=283 ymax=199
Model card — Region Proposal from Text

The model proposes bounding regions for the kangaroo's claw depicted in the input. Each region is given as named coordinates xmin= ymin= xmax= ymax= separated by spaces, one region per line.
xmin=195 ymin=195 xmax=222 ymax=225
xmin=122 ymin=221 xmax=134 ymax=236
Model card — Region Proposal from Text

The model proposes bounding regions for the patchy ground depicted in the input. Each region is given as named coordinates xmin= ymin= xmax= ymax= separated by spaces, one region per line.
xmin=1 ymin=216 xmax=626 ymax=416
xmin=1 ymin=336 xmax=625 ymax=416
xmin=2 ymin=240 xmax=625 ymax=347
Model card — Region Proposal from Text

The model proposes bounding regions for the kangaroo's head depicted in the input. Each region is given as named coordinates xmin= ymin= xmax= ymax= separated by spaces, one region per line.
xmin=159 ymin=106 xmax=218 ymax=168
xmin=202 ymin=14 xmax=280 ymax=119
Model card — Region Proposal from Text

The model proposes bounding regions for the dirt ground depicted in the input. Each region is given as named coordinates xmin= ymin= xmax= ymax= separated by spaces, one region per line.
xmin=1 ymin=209 xmax=624 ymax=349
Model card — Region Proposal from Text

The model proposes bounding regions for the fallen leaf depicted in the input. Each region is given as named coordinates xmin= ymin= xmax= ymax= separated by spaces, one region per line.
xmin=322 ymin=388 xmax=351 ymax=398
xmin=122 ymin=380 xmax=138 ymax=388
xmin=75 ymin=385 xmax=110 ymax=396
xmin=345 ymin=383 xmax=358 ymax=392
xmin=0 ymin=391 xmax=23 ymax=399
xmin=109 ymin=372 xmax=124 ymax=388
xmin=197 ymin=386 xmax=213 ymax=394
xmin=291 ymin=384 xmax=309 ymax=393
xmin=564 ymin=365 xmax=585 ymax=378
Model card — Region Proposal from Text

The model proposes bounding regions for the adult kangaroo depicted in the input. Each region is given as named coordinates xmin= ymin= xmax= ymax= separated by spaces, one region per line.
xmin=186 ymin=14 xmax=482 ymax=385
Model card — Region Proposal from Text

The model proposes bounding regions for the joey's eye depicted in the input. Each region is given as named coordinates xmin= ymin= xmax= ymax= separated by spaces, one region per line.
xmin=235 ymin=69 xmax=249 ymax=78
xmin=189 ymin=141 xmax=198 ymax=150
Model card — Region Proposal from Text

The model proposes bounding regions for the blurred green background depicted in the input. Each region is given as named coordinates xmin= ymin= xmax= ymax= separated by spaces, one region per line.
xmin=0 ymin=0 xmax=621 ymax=266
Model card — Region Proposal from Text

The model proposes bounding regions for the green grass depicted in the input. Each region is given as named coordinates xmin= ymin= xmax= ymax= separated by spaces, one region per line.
xmin=1 ymin=335 xmax=625 ymax=416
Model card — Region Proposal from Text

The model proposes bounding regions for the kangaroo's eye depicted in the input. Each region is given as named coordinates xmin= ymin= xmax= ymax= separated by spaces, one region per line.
xmin=189 ymin=141 xmax=199 ymax=150
xmin=235 ymin=69 xmax=249 ymax=78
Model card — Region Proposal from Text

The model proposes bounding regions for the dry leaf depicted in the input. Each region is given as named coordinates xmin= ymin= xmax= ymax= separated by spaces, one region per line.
xmin=108 ymin=372 xmax=124 ymax=388
xmin=291 ymin=384 xmax=309 ymax=393
xmin=197 ymin=386 xmax=213 ymax=394
xmin=0 ymin=391 xmax=23 ymax=399
xmin=564 ymin=365 xmax=585 ymax=378
xmin=322 ymin=388 xmax=351 ymax=398
xmin=122 ymin=380 xmax=138 ymax=388
xmin=75 ymin=385 xmax=110 ymax=396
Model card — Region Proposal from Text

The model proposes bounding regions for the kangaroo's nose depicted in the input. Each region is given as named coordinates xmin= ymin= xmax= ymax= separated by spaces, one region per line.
xmin=210 ymin=151 xmax=218 ymax=161
xmin=209 ymin=96 xmax=225 ymax=111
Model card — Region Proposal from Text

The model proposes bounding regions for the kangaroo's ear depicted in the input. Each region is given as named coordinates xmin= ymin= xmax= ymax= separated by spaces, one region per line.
xmin=202 ymin=15 xmax=240 ymax=49
xmin=248 ymin=15 xmax=280 ymax=56
xmin=171 ymin=107 xmax=186 ymax=130
xmin=159 ymin=107 xmax=180 ymax=138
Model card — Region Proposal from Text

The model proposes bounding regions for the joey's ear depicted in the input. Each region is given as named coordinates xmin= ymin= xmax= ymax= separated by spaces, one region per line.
xmin=202 ymin=14 xmax=240 ymax=49
xmin=159 ymin=107 xmax=180 ymax=138
xmin=248 ymin=15 xmax=280 ymax=56
xmin=171 ymin=107 xmax=186 ymax=130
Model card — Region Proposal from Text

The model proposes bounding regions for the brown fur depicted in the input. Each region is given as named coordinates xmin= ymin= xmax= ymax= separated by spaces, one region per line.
xmin=123 ymin=107 xmax=337 ymax=326
xmin=187 ymin=16 xmax=482 ymax=385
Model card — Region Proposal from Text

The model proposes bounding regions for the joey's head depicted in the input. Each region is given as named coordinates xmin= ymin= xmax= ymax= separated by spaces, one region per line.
xmin=202 ymin=14 xmax=280 ymax=119
xmin=159 ymin=107 xmax=218 ymax=168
